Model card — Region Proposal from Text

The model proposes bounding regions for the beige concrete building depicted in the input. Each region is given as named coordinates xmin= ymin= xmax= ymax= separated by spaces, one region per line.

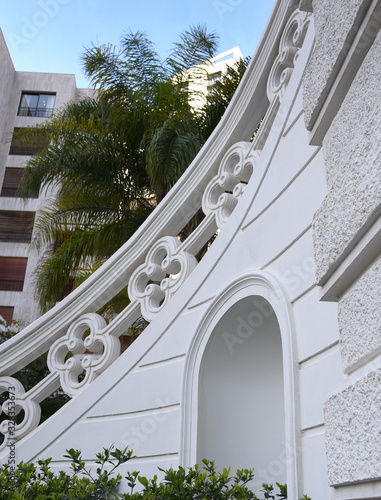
xmin=185 ymin=46 xmax=244 ymax=110
xmin=0 ymin=29 xmax=92 ymax=326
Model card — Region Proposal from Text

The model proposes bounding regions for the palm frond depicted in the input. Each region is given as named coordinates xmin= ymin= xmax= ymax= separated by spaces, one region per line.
xmin=82 ymin=43 xmax=127 ymax=90
xmin=199 ymin=57 xmax=249 ymax=138
xmin=166 ymin=25 xmax=218 ymax=76
xmin=146 ymin=120 xmax=204 ymax=201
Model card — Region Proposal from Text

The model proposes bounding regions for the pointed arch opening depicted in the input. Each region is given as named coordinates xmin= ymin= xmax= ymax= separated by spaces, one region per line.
xmin=197 ymin=296 xmax=286 ymax=488
xmin=181 ymin=273 xmax=299 ymax=496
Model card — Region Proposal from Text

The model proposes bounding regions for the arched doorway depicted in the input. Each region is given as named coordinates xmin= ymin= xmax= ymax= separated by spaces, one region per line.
xmin=197 ymin=295 xmax=286 ymax=489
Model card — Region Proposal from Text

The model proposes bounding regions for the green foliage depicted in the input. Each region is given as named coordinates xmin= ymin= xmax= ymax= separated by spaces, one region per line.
xmin=0 ymin=446 xmax=131 ymax=499
xmin=18 ymin=95 xmax=153 ymax=312
xmin=0 ymin=446 xmax=312 ymax=500
xmin=200 ymin=56 xmax=250 ymax=138
xmin=120 ymin=459 xmax=284 ymax=500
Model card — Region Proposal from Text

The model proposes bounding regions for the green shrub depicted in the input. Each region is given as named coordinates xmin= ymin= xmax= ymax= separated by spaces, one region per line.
xmin=0 ymin=446 xmax=311 ymax=499
xmin=0 ymin=447 xmax=129 ymax=500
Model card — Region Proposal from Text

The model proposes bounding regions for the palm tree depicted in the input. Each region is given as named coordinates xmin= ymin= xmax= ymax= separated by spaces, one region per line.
xmin=82 ymin=25 xmax=218 ymax=201
xmin=20 ymin=96 xmax=154 ymax=311
xmin=20 ymin=26 xmax=248 ymax=313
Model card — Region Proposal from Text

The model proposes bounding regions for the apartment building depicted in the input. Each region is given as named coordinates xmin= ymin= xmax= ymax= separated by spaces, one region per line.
xmin=185 ymin=46 xmax=243 ymax=110
xmin=0 ymin=30 xmax=92 ymax=326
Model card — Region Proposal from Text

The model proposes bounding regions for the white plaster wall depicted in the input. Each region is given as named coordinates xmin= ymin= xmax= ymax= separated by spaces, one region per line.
xmin=293 ymin=287 xmax=339 ymax=362
xmin=298 ymin=345 xmax=343 ymax=430
xmin=10 ymin=303 xmax=212 ymax=487
xmin=301 ymin=429 xmax=332 ymax=499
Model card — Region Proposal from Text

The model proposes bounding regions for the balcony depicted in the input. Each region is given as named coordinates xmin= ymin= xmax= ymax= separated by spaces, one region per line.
xmin=18 ymin=106 xmax=54 ymax=118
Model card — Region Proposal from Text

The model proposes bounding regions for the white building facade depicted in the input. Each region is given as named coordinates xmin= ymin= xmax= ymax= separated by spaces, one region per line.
xmin=0 ymin=1 xmax=381 ymax=499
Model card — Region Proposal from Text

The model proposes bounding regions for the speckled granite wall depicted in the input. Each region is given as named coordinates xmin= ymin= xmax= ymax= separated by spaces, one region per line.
xmin=339 ymin=257 xmax=381 ymax=372
xmin=325 ymin=369 xmax=381 ymax=485
xmin=303 ymin=0 xmax=368 ymax=128
xmin=303 ymin=0 xmax=381 ymax=490
xmin=312 ymin=30 xmax=381 ymax=282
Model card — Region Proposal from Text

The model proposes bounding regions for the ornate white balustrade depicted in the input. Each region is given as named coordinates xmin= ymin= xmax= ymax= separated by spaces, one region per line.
xmin=0 ymin=5 xmax=311 ymax=452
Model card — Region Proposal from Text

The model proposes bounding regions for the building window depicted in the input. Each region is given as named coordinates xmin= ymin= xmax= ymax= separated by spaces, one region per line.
xmin=18 ymin=92 xmax=55 ymax=118
xmin=0 ymin=211 xmax=35 ymax=243
xmin=207 ymin=71 xmax=222 ymax=86
xmin=0 ymin=257 xmax=28 ymax=292
xmin=9 ymin=127 xmax=49 ymax=156
xmin=0 ymin=168 xmax=38 ymax=198
xmin=0 ymin=306 xmax=14 ymax=325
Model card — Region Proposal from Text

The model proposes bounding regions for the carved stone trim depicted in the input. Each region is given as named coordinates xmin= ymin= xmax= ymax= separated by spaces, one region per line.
xmin=47 ymin=313 xmax=120 ymax=397
xmin=0 ymin=377 xmax=40 ymax=452
xmin=202 ymin=142 xmax=260 ymax=227
xmin=128 ymin=237 xmax=198 ymax=322
xmin=267 ymin=9 xmax=311 ymax=102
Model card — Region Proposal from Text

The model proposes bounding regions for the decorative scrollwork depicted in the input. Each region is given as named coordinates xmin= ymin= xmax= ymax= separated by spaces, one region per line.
xmin=47 ymin=313 xmax=120 ymax=397
xmin=267 ymin=10 xmax=311 ymax=101
xmin=0 ymin=377 xmax=41 ymax=452
xmin=202 ymin=141 xmax=260 ymax=227
xmin=128 ymin=236 xmax=198 ymax=322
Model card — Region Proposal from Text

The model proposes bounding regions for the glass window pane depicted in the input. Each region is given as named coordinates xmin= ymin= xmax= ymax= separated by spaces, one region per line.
xmin=38 ymin=94 xmax=55 ymax=110
xmin=20 ymin=94 xmax=39 ymax=108
xmin=18 ymin=93 xmax=56 ymax=117
xmin=19 ymin=94 xmax=39 ymax=115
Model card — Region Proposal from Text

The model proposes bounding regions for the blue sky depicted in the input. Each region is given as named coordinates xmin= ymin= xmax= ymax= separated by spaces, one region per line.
xmin=1 ymin=0 xmax=275 ymax=88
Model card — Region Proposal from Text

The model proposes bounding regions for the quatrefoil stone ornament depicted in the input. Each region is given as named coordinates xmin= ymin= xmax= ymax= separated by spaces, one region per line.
xmin=48 ymin=312 xmax=120 ymax=397
xmin=202 ymin=141 xmax=260 ymax=227
xmin=128 ymin=236 xmax=198 ymax=322
xmin=267 ymin=9 xmax=311 ymax=101
xmin=0 ymin=376 xmax=41 ymax=452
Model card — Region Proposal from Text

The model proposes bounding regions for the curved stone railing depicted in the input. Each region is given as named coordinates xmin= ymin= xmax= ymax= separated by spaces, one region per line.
xmin=0 ymin=2 xmax=311 ymax=452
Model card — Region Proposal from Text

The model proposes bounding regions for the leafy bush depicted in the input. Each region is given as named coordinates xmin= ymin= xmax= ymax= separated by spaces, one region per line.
xmin=121 ymin=460 xmax=289 ymax=500
xmin=0 ymin=446 xmax=311 ymax=499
